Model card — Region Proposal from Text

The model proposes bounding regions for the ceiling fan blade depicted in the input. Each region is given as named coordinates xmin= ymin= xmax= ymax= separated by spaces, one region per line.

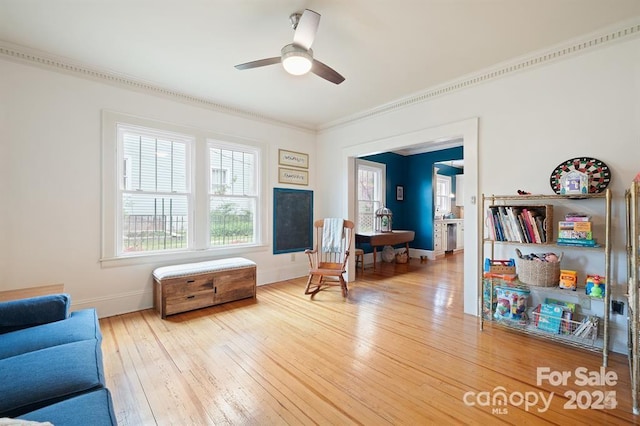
xmin=311 ymin=59 xmax=345 ymax=85
xmin=293 ymin=9 xmax=320 ymax=50
xmin=235 ymin=57 xmax=281 ymax=70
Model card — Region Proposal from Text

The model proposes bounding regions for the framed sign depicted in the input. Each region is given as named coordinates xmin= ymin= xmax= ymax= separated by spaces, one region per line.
xmin=396 ymin=185 xmax=404 ymax=201
xmin=273 ymin=188 xmax=313 ymax=254
xmin=279 ymin=167 xmax=308 ymax=185
xmin=279 ymin=149 xmax=309 ymax=169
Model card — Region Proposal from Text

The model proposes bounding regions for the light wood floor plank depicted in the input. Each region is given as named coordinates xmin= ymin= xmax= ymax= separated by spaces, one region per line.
xmin=101 ymin=253 xmax=639 ymax=425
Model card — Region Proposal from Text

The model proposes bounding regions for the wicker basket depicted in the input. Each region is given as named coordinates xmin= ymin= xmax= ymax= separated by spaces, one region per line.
xmin=515 ymin=248 xmax=562 ymax=287
xmin=395 ymin=250 xmax=409 ymax=264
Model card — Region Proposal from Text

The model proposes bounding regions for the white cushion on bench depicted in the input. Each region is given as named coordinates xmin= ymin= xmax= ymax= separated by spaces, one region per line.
xmin=153 ymin=258 xmax=256 ymax=281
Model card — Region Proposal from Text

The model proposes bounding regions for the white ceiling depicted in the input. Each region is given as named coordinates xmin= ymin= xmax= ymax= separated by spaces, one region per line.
xmin=1 ymin=1 xmax=640 ymax=130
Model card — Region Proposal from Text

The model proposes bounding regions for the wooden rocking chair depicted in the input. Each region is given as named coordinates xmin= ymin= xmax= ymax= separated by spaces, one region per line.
xmin=304 ymin=218 xmax=355 ymax=298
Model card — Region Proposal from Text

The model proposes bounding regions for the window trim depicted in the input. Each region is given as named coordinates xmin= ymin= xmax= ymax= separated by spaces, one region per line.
xmin=101 ymin=110 xmax=268 ymax=266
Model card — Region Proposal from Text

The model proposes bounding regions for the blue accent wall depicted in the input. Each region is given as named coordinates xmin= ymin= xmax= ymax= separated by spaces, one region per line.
xmin=362 ymin=146 xmax=463 ymax=250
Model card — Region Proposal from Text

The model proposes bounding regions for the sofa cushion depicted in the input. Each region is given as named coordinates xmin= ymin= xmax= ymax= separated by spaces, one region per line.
xmin=0 ymin=294 xmax=70 ymax=335
xmin=18 ymin=388 xmax=117 ymax=426
xmin=0 ymin=340 xmax=105 ymax=418
xmin=0 ymin=309 xmax=101 ymax=360
xmin=0 ymin=418 xmax=52 ymax=425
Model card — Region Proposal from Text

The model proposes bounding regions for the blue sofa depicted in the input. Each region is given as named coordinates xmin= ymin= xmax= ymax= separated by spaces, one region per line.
xmin=0 ymin=294 xmax=117 ymax=425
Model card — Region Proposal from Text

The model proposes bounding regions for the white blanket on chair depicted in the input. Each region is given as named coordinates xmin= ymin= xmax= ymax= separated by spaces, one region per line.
xmin=322 ymin=218 xmax=344 ymax=253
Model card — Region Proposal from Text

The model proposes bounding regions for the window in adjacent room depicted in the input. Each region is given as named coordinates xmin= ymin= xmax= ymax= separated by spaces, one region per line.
xmin=435 ymin=173 xmax=452 ymax=215
xmin=356 ymin=159 xmax=386 ymax=233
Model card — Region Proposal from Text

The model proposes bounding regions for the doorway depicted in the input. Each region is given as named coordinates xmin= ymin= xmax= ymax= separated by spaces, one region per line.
xmin=342 ymin=118 xmax=479 ymax=316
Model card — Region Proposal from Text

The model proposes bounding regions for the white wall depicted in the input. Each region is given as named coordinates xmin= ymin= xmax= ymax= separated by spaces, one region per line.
xmin=2 ymin=29 xmax=639 ymax=354
xmin=0 ymin=59 xmax=316 ymax=317
xmin=316 ymin=36 xmax=640 ymax=354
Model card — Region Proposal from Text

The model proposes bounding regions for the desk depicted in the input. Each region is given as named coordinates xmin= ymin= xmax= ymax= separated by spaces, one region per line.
xmin=355 ymin=230 xmax=415 ymax=270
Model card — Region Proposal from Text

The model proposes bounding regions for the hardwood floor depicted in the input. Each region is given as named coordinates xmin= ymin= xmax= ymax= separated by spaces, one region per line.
xmin=101 ymin=253 xmax=639 ymax=425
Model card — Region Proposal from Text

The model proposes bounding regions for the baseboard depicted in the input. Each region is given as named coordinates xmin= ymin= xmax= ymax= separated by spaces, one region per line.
xmin=410 ymin=248 xmax=438 ymax=261
xmin=72 ymin=290 xmax=154 ymax=318
xmin=72 ymin=264 xmax=310 ymax=318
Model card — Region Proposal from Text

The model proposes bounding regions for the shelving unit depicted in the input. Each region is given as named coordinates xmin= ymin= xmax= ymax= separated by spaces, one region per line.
xmin=625 ymin=182 xmax=639 ymax=414
xmin=479 ymin=190 xmax=612 ymax=367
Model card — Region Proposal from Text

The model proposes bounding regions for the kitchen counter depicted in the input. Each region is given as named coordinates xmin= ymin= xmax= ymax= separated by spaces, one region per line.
xmin=434 ymin=219 xmax=464 ymax=253
xmin=435 ymin=218 xmax=464 ymax=224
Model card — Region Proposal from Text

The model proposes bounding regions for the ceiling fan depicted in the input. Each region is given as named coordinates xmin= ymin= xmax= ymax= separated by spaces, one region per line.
xmin=234 ymin=9 xmax=345 ymax=85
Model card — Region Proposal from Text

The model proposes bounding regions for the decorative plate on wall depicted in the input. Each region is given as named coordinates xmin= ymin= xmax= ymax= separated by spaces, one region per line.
xmin=549 ymin=157 xmax=611 ymax=194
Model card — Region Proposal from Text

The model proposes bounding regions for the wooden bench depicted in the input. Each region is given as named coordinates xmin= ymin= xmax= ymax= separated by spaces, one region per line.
xmin=153 ymin=258 xmax=256 ymax=319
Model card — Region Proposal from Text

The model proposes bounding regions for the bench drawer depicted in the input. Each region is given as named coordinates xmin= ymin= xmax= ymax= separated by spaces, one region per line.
xmin=165 ymin=292 xmax=214 ymax=316
xmin=163 ymin=276 xmax=214 ymax=297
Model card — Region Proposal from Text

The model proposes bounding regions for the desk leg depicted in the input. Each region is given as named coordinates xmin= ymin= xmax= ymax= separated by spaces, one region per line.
xmin=373 ymin=247 xmax=377 ymax=271
xmin=405 ymin=243 xmax=410 ymax=260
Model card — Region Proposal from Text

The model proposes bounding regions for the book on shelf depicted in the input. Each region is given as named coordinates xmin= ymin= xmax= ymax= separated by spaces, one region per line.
xmin=556 ymin=238 xmax=600 ymax=247
xmin=506 ymin=207 xmax=524 ymax=243
xmin=487 ymin=211 xmax=496 ymax=240
xmin=545 ymin=298 xmax=577 ymax=334
xmin=564 ymin=212 xmax=592 ymax=222
xmin=558 ymin=230 xmax=593 ymax=240
xmin=559 ymin=221 xmax=592 ymax=232
xmin=524 ymin=209 xmax=542 ymax=244
xmin=487 ymin=205 xmax=550 ymax=243
xmin=519 ymin=209 xmax=533 ymax=243
xmin=537 ymin=303 xmax=564 ymax=334
xmin=535 ymin=216 xmax=546 ymax=243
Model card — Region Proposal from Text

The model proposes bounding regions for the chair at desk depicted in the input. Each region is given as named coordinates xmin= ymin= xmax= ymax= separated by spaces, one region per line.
xmin=304 ymin=218 xmax=354 ymax=298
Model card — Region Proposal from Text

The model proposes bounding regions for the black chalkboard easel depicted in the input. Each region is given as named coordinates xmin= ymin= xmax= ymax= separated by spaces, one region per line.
xmin=273 ymin=188 xmax=313 ymax=254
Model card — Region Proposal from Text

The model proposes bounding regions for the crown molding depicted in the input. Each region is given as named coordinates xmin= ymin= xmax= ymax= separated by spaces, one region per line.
xmin=318 ymin=19 xmax=640 ymax=133
xmin=2 ymin=18 xmax=639 ymax=136
xmin=0 ymin=41 xmax=316 ymax=134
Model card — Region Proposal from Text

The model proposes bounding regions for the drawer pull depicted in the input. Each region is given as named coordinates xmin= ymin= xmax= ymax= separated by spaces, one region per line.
xmin=186 ymin=295 xmax=195 ymax=299
xmin=187 ymin=280 xmax=195 ymax=283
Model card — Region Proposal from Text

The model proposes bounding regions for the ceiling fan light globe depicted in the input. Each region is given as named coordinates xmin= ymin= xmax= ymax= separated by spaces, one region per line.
xmin=281 ymin=44 xmax=313 ymax=75
xmin=282 ymin=56 xmax=312 ymax=75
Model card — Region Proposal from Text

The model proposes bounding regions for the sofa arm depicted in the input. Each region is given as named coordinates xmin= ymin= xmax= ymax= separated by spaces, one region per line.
xmin=0 ymin=294 xmax=71 ymax=334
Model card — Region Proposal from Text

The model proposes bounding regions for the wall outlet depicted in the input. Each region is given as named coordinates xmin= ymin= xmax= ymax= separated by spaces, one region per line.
xmin=612 ymin=300 xmax=624 ymax=315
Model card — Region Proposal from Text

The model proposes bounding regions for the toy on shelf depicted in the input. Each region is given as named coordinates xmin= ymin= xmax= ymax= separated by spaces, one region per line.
xmin=585 ymin=274 xmax=605 ymax=298
xmin=484 ymin=258 xmax=517 ymax=281
xmin=494 ymin=286 xmax=530 ymax=324
xmin=559 ymin=270 xmax=578 ymax=291
xmin=515 ymin=248 xmax=562 ymax=287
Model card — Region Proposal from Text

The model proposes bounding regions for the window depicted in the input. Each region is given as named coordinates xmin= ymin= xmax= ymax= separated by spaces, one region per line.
xmin=356 ymin=159 xmax=385 ymax=233
xmin=209 ymin=143 xmax=258 ymax=246
xmin=117 ymin=125 xmax=192 ymax=254
xmin=102 ymin=112 xmax=264 ymax=261
xmin=435 ymin=174 xmax=452 ymax=215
